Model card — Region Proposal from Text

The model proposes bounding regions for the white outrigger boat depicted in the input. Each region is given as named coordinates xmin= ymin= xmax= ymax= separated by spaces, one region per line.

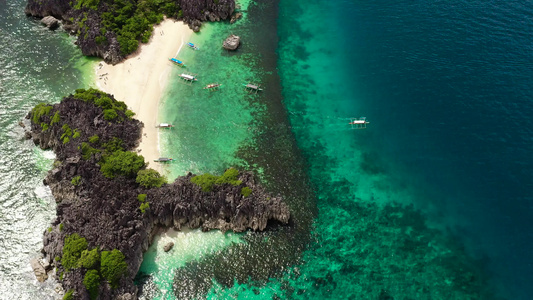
xmin=154 ymin=157 xmax=173 ymax=162
xmin=156 ymin=123 xmax=174 ymax=128
xmin=178 ymin=73 xmax=198 ymax=85
xmin=349 ymin=117 xmax=369 ymax=129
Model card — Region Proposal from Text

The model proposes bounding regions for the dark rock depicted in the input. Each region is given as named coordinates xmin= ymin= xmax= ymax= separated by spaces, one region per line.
xmin=25 ymin=0 xmax=236 ymax=63
xmin=41 ymin=15 xmax=59 ymax=30
xmin=223 ymin=34 xmax=240 ymax=51
xmin=230 ymin=12 xmax=243 ymax=24
xmin=163 ymin=242 xmax=174 ymax=252
xmin=26 ymin=91 xmax=290 ymax=299
xmin=30 ymin=258 xmax=47 ymax=282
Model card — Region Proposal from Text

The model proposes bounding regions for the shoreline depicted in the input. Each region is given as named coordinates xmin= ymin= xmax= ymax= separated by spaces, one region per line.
xmin=95 ymin=19 xmax=193 ymax=173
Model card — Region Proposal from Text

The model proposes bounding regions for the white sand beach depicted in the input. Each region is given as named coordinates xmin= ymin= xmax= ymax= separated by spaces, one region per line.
xmin=96 ymin=19 xmax=193 ymax=172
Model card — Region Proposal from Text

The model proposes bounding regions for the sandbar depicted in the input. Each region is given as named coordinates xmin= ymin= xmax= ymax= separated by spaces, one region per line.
xmin=96 ymin=19 xmax=193 ymax=172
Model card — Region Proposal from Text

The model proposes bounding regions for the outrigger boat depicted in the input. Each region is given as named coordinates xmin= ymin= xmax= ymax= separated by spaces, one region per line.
xmin=349 ymin=117 xmax=370 ymax=129
xmin=154 ymin=157 xmax=173 ymax=162
xmin=156 ymin=123 xmax=174 ymax=128
xmin=178 ymin=72 xmax=198 ymax=85
xmin=169 ymin=58 xmax=185 ymax=67
xmin=187 ymin=42 xmax=199 ymax=50
xmin=243 ymin=83 xmax=263 ymax=93
xmin=203 ymin=83 xmax=222 ymax=91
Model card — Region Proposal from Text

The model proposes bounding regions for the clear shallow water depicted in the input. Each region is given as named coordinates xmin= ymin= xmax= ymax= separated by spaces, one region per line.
xmin=2 ymin=0 xmax=533 ymax=299
xmin=0 ymin=1 xmax=95 ymax=299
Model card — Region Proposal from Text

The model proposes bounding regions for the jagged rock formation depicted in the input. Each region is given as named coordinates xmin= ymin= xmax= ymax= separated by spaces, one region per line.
xmin=25 ymin=90 xmax=290 ymax=300
xmin=25 ymin=0 xmax=235 ymax=64
xmin=41 ymin=15 xmax=60 ymax=29
xmin=223 ymin=34 xmax=240 ymax=51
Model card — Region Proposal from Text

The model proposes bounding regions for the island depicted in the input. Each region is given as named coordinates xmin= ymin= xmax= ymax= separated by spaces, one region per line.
xmin=25 ymin=89 xmax=290 ymax=300
xmin=25 ymin=0 xmax=238 ymax=63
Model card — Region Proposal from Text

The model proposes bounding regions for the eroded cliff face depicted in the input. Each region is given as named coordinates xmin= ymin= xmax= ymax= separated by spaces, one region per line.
xmin=25 ymin=0 xmax=236 ymax=64
xmin=26 ymin=91 xmax=289 ymax=300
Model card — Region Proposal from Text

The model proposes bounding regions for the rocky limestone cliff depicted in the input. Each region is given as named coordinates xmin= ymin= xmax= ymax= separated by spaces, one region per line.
xmin=26 ymin=91 xmax=290 ymax=299
xmin=25 ymin=0 xmax=236 ymax=64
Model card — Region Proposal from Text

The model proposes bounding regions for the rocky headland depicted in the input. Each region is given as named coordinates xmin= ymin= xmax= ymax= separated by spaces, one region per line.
xmin=25 ymin=0 xmax=237 ymax=64
xmin=25 ymin=89 xmax=290 ymax=300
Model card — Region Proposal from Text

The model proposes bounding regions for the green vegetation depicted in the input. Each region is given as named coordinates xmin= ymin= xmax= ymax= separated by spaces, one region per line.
xmin=71 ymin=175 xmax=81 ymax=186
xmin=100 ymin=150 xmax=145 ymax=178
xmin=50 ymin=111 xmax=61 ymax=125
xmin=61 ymin=124 xmax=73 ymax=144
xmin=139 ymin=201 xmax=149 ymax=213
xmin=61 ymin=233 xmax=88 ymax=271
xmin=59 ymin=223 xmax=64 ymax=231
xmin=191 ymin=168 xmax=242 ymax=192
xmin=136 ymin=169 xmax=167 ymax=188
xmin=104 ymin=108 xmax=118 ymax=121
xmin=69 ymin=0 xmax=183 ymax=56
xmin=63 ymin=289 xmax=74 ymax=300
xmin=72 ymin=89 xmax=129 ymax=122
xmin=100 ymin=249 xmax=128 ymax=288
xmin=83 ymin=269 xmax=100 ymax=300
xmin=103 ymin=137 xmax=124 ymax=153
xmin=47 ymin=227 xmax=52 ymax=232
xmin=137 ymin=193 xmax=146 ymax=202
xmin=74 ymin=0 xmax=100 ymax=10
xmin=88 ymin=135 xmax=100 ymax=144
xmin=78 ymin=248 xmax=100 ymax=269
xmin=31 ymin=103 xmax=53 ymax=124
xmin=72 ymin=129 xmax=81 ymax=139
xmin=55 ymin=256 xmax=61 ymax=261
xmin=41 ymin=123 xmax=49 ymax=131
xmin=241 ymin=186 xmax=252 ymax=197
xmin=81 ymin=142 xmax=101 ymax=160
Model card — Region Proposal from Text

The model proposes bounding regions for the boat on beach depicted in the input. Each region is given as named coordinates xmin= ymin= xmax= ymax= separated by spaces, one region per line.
xmin=156 ymin=123 xmax=174 ymax=128
xmin=187 ymin=42 xmax=199 ymax=50
xmin=153 ymin=157 xmax=173 ymax=162
xmin=203 ymin=83 xmax=222 ymax=90
xmin=169 ymin=58 xmax=185 ymax=67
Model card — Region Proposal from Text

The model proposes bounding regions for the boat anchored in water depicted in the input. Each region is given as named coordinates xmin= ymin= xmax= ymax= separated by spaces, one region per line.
xmin=169 ymin=58 xmax=185 ymax=67
xmin=154 ymin=157 xmax=173 ymax=162
xmin=349 ymin=117 xmax=370 ymax=129
xmin=243 ymin=83 xmax=263 ymax=93
xmin=203 ymin=83 xmax=222 ymax=91
xmin=178 ymin=72 xmax=198 ymax=85
xmin=156 ymin=123 xmax=174 ymax=128
xmin=187 ymin=42 xmax=199 ymax=50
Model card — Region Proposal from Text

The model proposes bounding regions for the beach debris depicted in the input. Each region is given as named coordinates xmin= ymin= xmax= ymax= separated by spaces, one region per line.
xmin=163 ymin=242 xmax=174 ymax=252
xmin=41 ymin=16 xmax=59 ymax=30
xmin=223 ymin=34 xmax=240 ymax=51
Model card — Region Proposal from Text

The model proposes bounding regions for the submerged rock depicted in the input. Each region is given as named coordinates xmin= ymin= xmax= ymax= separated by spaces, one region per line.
xmin=223 ymin=34 xmax=240 ymax=51
xmin=163 ymin=242 xmax=174 ymax=252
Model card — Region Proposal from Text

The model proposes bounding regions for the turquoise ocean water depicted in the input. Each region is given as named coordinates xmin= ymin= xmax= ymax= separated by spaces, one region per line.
xmin=1 ymin=0 xmax=533 ymax=299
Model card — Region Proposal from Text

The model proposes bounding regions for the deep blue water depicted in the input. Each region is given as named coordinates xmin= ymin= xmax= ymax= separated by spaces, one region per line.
xmin=278 ymin=0 xmax=533 ymax=298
